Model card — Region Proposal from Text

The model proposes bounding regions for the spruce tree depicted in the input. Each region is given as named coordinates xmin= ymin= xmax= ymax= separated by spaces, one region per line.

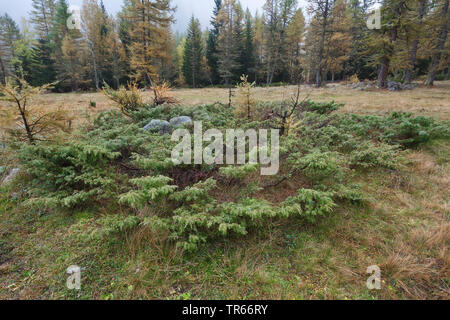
xmin=216 ymin=0 xmax=241 ymax=85
xmin=234 ymin=3 xmax=247 ymax=81
xmin=242 ymin=8 xmax=255 ymax=80
xmin=30 ymin=39 xmax=56 ymax=86
xmin=206 ymin=0 xmax=223 ymax=85
xmin=30 ymin=0 xmax=56 ymax=40
xmin=182 ymin=16 xmax=204 ymax=88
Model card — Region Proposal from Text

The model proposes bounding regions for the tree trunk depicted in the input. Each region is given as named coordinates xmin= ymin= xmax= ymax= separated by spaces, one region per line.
xmin=17 ymin=102 xmax=34 ymax=144
xmin=405 ymin=0 xmax=426 ymax=84
xmin=316 ymin=0 xmax=329 ymax=88
xmin=377 ymin=1 xmax=405 ymax=88
xmin=91 ymin=48 xmax=100 ymax=90
xmin=378 ymin=57 xmax=390 ymax=88
xmin=0 ymin=57 xmax=6 ymax=85
xmin=426 ymin=0 xmax=449 ymax=86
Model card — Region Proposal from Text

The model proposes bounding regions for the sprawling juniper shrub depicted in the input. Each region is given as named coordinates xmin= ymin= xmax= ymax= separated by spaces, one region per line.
xmin=11 ymin=99 xmax=449 ymax=250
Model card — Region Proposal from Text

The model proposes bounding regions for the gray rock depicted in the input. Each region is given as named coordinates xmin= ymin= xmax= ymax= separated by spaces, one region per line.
xmin=387 ymin=81 xmax=401 ymax=91
xmin=2 ymin=168 xmax=20 ymax=185
xmin=400 ymin=83 xmax=416 ymax=90
xmin=170 ymin=116 xmax=193 ymax=128
xmin=143 ymin=120 xmax=173 ymax=134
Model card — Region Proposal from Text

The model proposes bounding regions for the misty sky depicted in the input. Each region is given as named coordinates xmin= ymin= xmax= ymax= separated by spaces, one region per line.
xmin=0 ymin=0 xmax=308 ymax=33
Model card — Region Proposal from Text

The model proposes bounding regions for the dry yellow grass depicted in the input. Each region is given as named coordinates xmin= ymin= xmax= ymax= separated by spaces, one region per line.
xmin=1 ymin=81 xmax=449 ymax=133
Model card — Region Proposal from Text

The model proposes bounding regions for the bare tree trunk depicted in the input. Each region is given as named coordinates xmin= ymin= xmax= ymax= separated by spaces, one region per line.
xmin=378 ymin=57 xmax=390 ymax=88
xmin=405 ymin=0 xmax=427 ymax=84
xmin=426 ymin=0 xmax=449 ymax=86
xmin=377 ymin=1 xmax=407 ymax=88
xmin=0 ymin=57 xmax=6 ymax=85
xmin=316 ymin=0 xmax=330 ymax=88
xmin=91 ymin=49 xmax=100 ymax=90
xmin=17 ymin=102 xmax=34 ymax=144
xmin=378 ymin=28 xmax=399 ymax=88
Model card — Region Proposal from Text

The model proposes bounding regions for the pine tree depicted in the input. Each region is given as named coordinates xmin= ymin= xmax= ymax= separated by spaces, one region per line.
xmin=183 ymin=16 xmax=204 ymax=88
xmin=206 ymin=0 xmax=223 ymax=85
xmin=50 ymin=0 xmax=71 ymax=51
xmin=30 ymin=0 xmax=56 ymax=40
xmin=253 ymin=11 xmax=265 ymax=83
xmin=30 ymin=39 xmax=56 ymax=86
xmin=29 ymin=0 xmax=57 ymax=86
xmin=117 ymin=0 xmax=134 ymax=78
xmin=234 ymin=2 xmax=247 ymax=81
xmin=242 ymin=8 xmax=256 ymax=80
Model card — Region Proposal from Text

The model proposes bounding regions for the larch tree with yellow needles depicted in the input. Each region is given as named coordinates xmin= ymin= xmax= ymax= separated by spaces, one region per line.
xmin=0 ymin=78 xmax=68 ymax=144
xmin=236 ymin=74 xmax=256 ymax=120
xmin=127 ymin=0 xmax=175 ymax=86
